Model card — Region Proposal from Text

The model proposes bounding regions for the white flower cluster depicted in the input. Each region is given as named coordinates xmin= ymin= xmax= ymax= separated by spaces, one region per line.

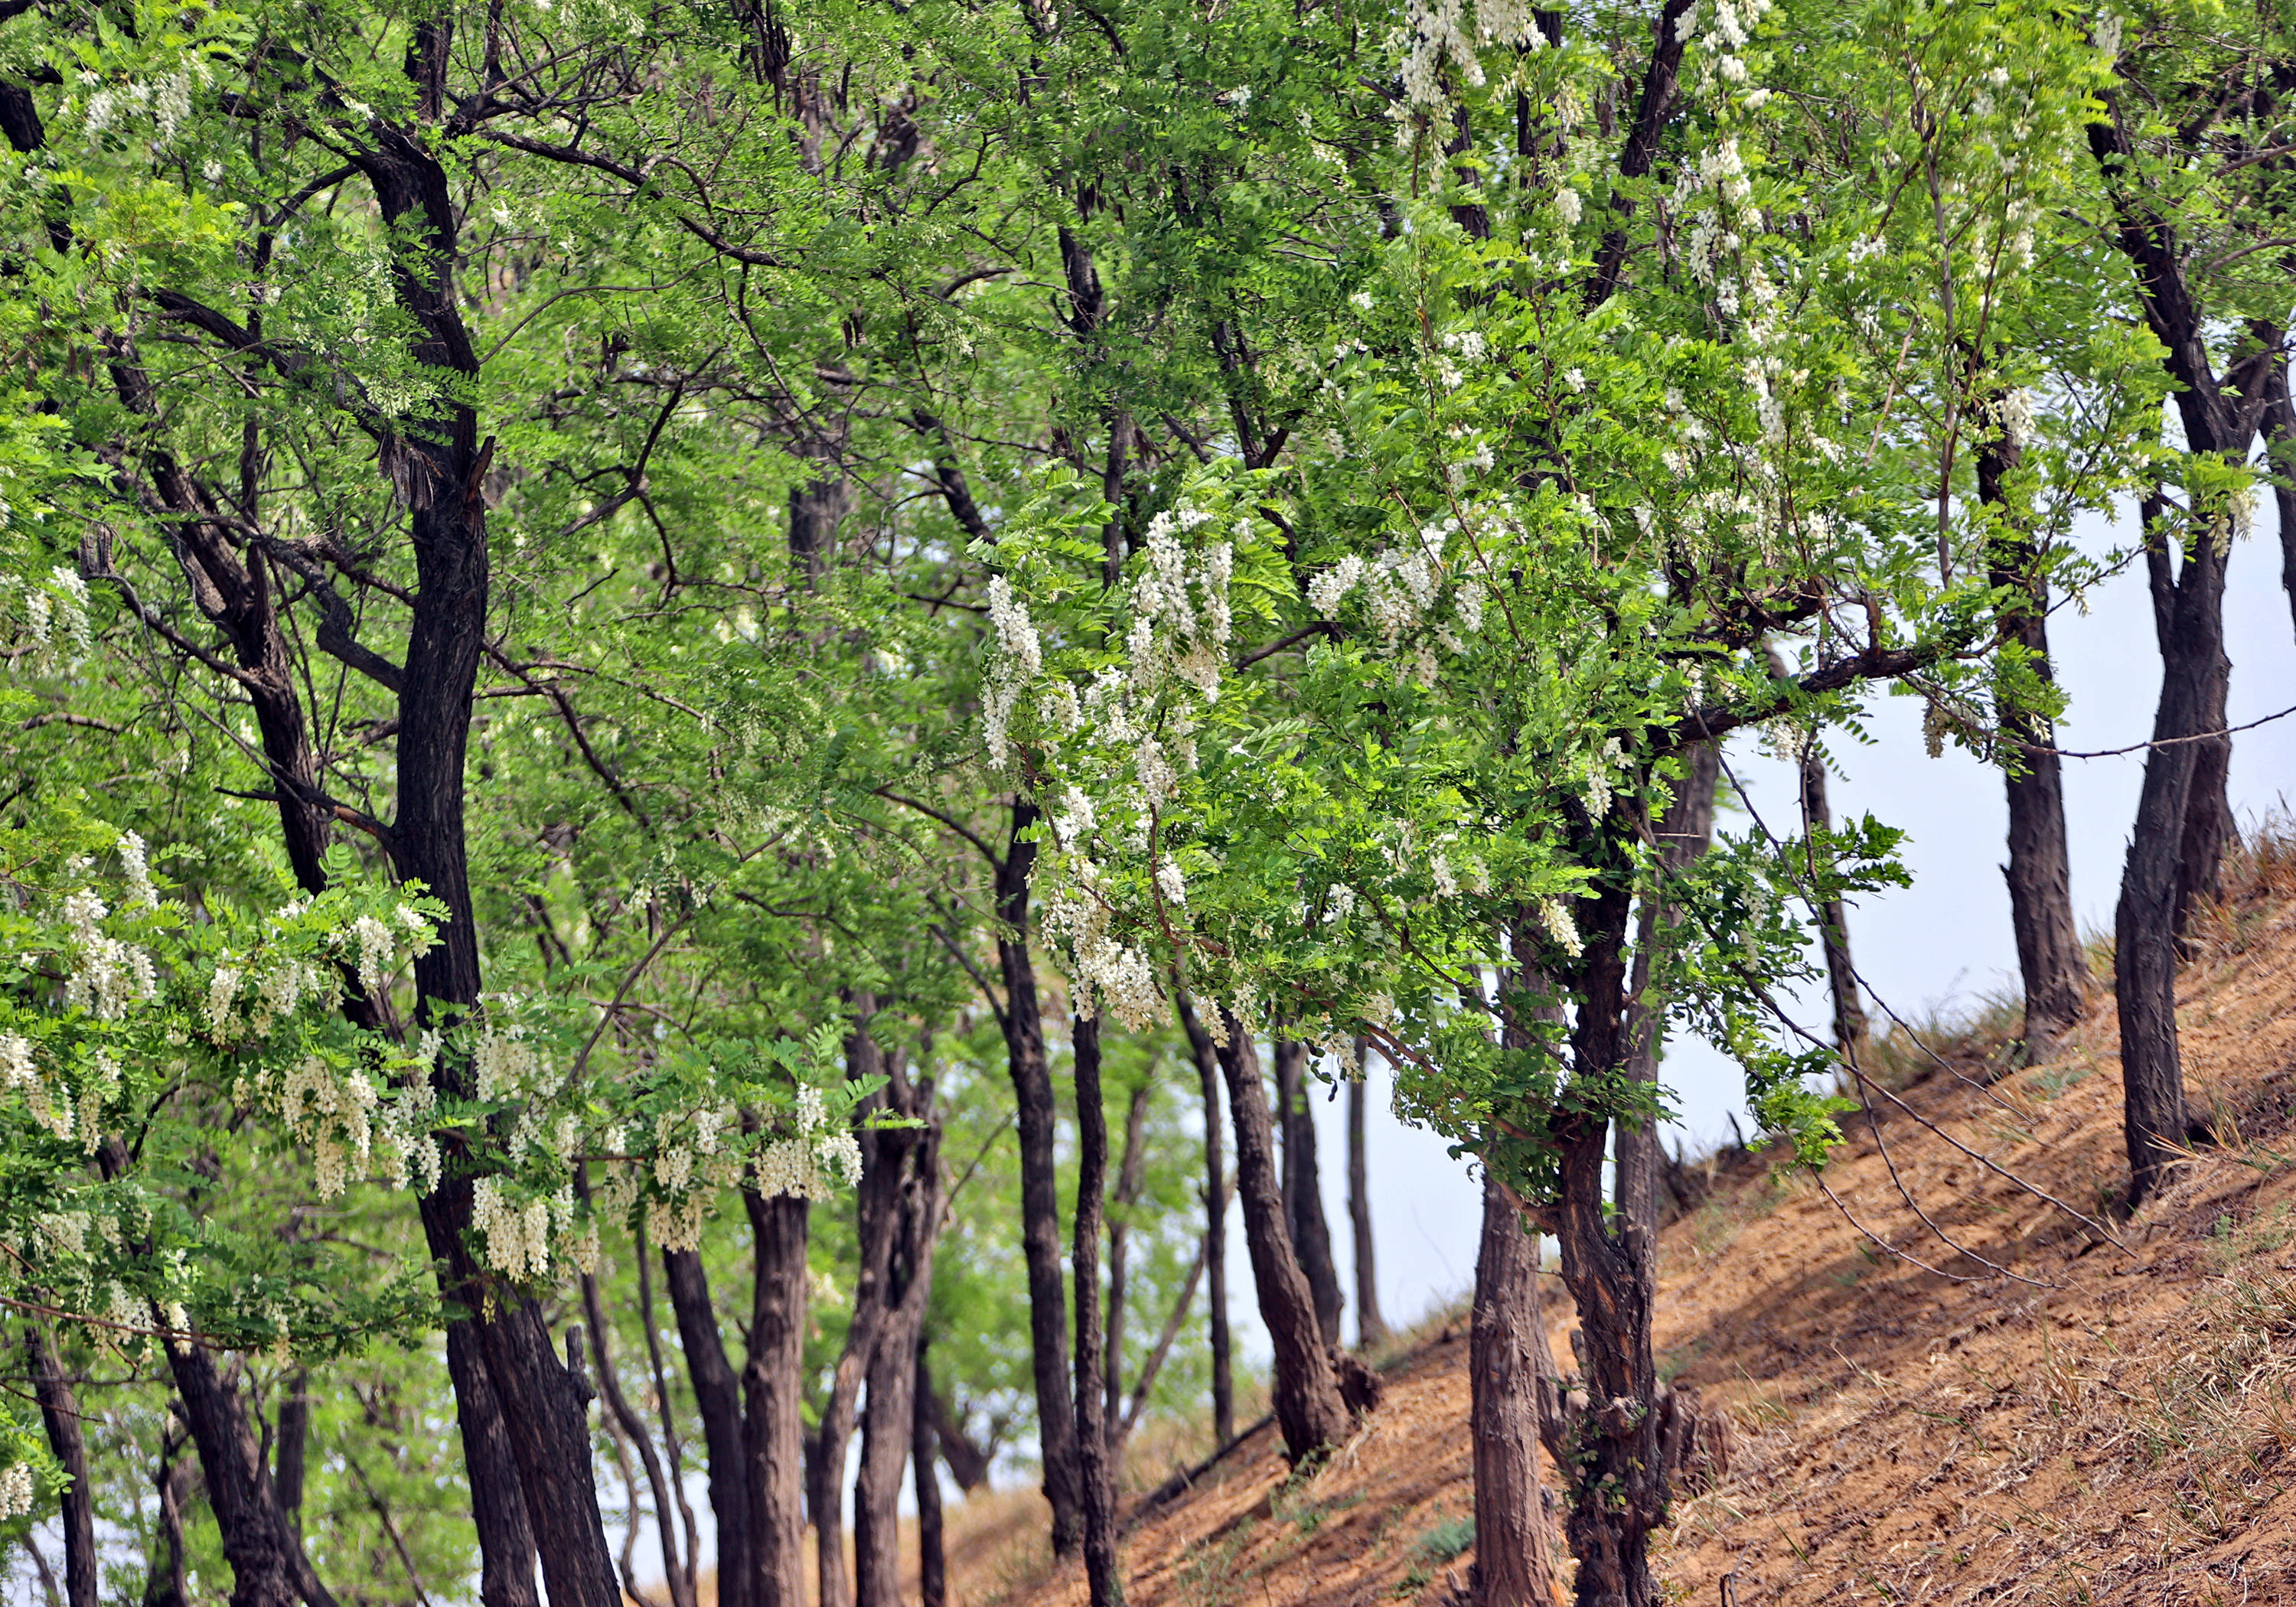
xmin=1042 ymin=861 xmax=1162 ymax=1029
xmin=1306 ymin=543 xmax=1470 ymax=662
xmin=0 ymin=1032 xmax=90 ymax=1145
xmin=0 ymin=1463 xmax=31 ymax=1519
xmin=471 ymin=1176 xmax=566 ymax=1284
xmin=333 ymin=905 xmax=433 ymax=995
xmin=1130 ymin=511 xmax=1234 ymax=702
xmin=750 ymin=1080 xmax=863 ymax=1205
xmin=1681 ymin=0 xmax=1773 ymax=90
xmin=1399 ymin=0 xmax=1538 ymax=112
xmin=472 ymin=1020 xmax=547 ymax=1100
xmin=281 ymin=1057 xmax=379 ymax=1199
xmin=1538 ymin=895 xmax=1585 ymax=958
xmin=58 ymin=887 xmax=156 ymax=1022
xmin=3 ymin=567 xmax=93 ymax=671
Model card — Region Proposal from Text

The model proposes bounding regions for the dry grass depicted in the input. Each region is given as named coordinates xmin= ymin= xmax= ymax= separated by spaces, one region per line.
xmin=944 ymin=826 xmax=2296 ymax=1607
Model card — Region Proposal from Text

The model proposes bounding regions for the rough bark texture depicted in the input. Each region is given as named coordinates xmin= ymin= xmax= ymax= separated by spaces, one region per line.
xmin=995 ymin=801 xmax=1084 ymax=1553
xmin=1616 ymin=741 xmax=1718 ymax=1235
xmin=1470 ymin=1172 xmax=1563 ymax=1607
xmin=1979 ymin=410 xmax=2089 ymax=1056
xmin=166 ymin=1344 xmax=331 ymax=1607
xmin=1176 ymin=993 xmax=1235 ymax=1445
xmin=2089 ymin=86 xmax=2273 ymax=1207
xmin=814 ymin=1006 xmax=905 ymax=1607
xmin=1529 ymin=888 xmax=1665 ymax=1607
xmin=582 ymin=1270 xmax=695 ymax=1607
xmin=1214 ymin=1018 xmax=1352 ymax=1462
xmin=1347 ymin=1045 xmax=1389 ymax=1348
xmin=28 ymin=1325 xmax=97 ymax=1607
xmin=273 ymin=1371 xmax=309 ymax=1546
xmin=743 ymin=1195 xmax=813 ymax=1607
xmin=915 ymin=1340 xmax=948 ymax=1607
xmin=2117 ymin=497 xmax=2223 ymax=1204
xmin=1070 ymin=1017 xmax=1128 ymax=1607
xmin=1798 ymin=745 xmax=1870 ymax=1062
xmin=1274 ymin=1039 xmax=1345 ymax=1347
xmin=855 ymin=1076 xmax=942 ymax=1607
xmin=665 ymin=1248 xmax=751 ymax=1607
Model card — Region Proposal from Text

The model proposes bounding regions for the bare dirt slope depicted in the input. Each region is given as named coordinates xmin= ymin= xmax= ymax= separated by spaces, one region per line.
xmin=943 ymin=837 xmax=2296 ymax=1607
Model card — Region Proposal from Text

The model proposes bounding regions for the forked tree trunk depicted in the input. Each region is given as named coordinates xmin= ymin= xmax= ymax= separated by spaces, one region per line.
xmin=28 ymin=1325 xmax=98 ymax=1607
xmin=274 ymin=1371 xmax=309 ymax=1545
xmin=1347 ymin=1041 xmax=1388 ymax=1348
xmin=1616 ymin=741 xmax=1718 ymax=1234
xmin=2118 ymin=499 xmax=2227 ymax=1204
xmin=2265 ymin=344 xmax=2296 ymax=639
xmin=1176 ymin=993 xmax=1236 ymax=1445
xmin=166 ymin=1342 xmax=328 ymax=1607
xmin=1978 ymin=409 xmax=2089 ymax=1056
xmin=1214 ymin=1016 xmax=1352 ymax=1462
xmin=915 ymin=1339 xmax=948 ymax=1607
xmin=1470 ymin=1171 xmax=1562 ymax=1607
xmin=995 ymin=802 xmax=1085 ymax=1553
xmin=856 ymin=1083 xmax=941 ymax=1607
xmin=1275 ymin=1039 xmax=1345 ymax=1347
xmin=1070 ymin=1016 xmax=1127 ymax=1607
xmin=1528 ymin=886 xmax=1665 ymax=1607
xmin=664 ymin=1247 xmax=752 ymax=1607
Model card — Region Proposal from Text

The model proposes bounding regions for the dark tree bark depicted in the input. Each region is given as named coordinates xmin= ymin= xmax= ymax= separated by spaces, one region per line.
xmin=1616 ymin=741 xmax=1719 ymax=1235
xmin=1069 ymin=1016 xmax=1127 ymax=1607
xmin=1175 ymin=993 xmax=1234 ymax=1445
xmin=2089 ymin=84 xmax=2278 ymax=1204
xmin=1346 ymin=1043 xmax=1389 ymax=1349
xmin=2266 ymin=344 xmax=2296 ymax=640
xmin=915 ymin=1338 xmax=948 ymax=1607
xmin=788 ymin=455 xmax=850 ymax=585
xmin=142 ymin=1421 xmax=193 ymax=1607
xmin=1470 ymin=1172 xmax=1563 ymax=1607
xmin=664 ymin=1247 xmax=752 ymax=1607
xmin=1274 ymin=1039 xmax=1345 ymax=1347
xmin=1797 ymin=743 xmax=1869 ymax=1063
xmin=994 ymin=800 xmax=1085 ymax=1553
xmin=814 ymin=1006 xmax=906 ymax=1607
xmin=273 ymin=1371 xmax=309 ymax=1547
xmin=743 ymin=1195 xmax=813 ymax=1607
xmin=1214 ymin=1018 xmax=1352 ymax=1462
xmin=582 ymin=1264 xmax=696 ymax=1607
xmin=855 ymin=1077 xmax=942 ymax=1607
xmin=1103 ymin=1082 xmax=1151 ymax=1432
xmin=166 ymin=1343 xmax=333 ymax=1607
xmin=1519 ymin=888 xmax=1665 ymax=1607
xmin=1978 ymin=401 xmax=2089 ymax=1056
xmin=925 ymin=1383 xmax=993 ymax=1494
xmin=27 ymin=1325 xmax=96 ymax=1607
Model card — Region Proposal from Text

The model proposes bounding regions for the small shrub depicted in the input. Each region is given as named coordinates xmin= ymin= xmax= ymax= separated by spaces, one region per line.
xmin=1416 ymin=1513 xmax=1475 ymax=1563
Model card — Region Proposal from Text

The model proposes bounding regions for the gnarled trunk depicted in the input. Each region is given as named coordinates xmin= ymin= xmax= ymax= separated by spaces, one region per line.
xmin=744 ymin=1195 xmax=813 ymax=1607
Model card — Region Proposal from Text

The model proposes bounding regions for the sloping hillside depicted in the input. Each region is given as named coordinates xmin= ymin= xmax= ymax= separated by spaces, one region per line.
xmin=943 ymin=833 xmax=2296 ymax=1607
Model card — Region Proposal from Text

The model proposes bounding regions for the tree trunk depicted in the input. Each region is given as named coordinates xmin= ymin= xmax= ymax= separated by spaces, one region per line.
xmin=142 ymin=1422 xmax=192 ymax=1607
xmin=856 ymin=1080 xmax=942 ymax=1607
xmin=995 ymin=801 xmax=1085 ymax=1553
xmin=915 ymin=1338 xmax=948 ymax=1607
xmin=1215 ymin=1017 xmax=1352 ymax=1462
xmin=2265 ymin=344 xmax=2296 ymax=640
xmin=664 ymin=1248 xmax=753 ymax=1607
xmin=1070 ymin=1016 xmax=1127 ymax=1607
xmin=1470 ymin=1172 xmax=1563 ymax=1607
xmin=273 ymin=1371 xmax=309 ymax=1547
xmin=815 ymin=1006 xmax=906 ymax=1607
xmin=1346 ymin=1044 xmax=1389 ymax=1349
xmin=2118 ymin=504 xmax=2227 ymax=1205
xmin=1797 ymin=744 xmax=1869 ymax=1062
xmin=788 ymin=459 xmax=849 ymax=585
xmin=27 ymin=1325 xmax=97 ymax=1607
xmin=1104 ymin=1082 xmax=1151 ymax=1432
xmin=166 ymin=1344 xmax=326 ymax=1607
xmin=1980 ymin=412 xmax=2089 ymax=1056
xmin=582 ymin=1266 xmax=696 ymax=1607
xmin=1616 ymin=740 xmax=1719 ymax=1235
xmin=1176 ymin=993 xmax=1234 ymax=1445
xmin=1275 ymin=1038 xmax=1345 ymax=1346
xmin=1541 ymin=891 xmax=1665 ymax=1607
xmin=743 ymin=1194 xmax=813 ymax=1607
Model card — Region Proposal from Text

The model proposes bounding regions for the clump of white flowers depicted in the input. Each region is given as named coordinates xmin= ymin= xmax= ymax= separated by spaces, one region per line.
xmin=0 ymin=1462 xmax=32 ymax=1519
xmin=2 ymin=567 xmax=93 ymax=672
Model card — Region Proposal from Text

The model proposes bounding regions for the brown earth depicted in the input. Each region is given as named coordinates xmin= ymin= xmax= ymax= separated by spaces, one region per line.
xmin=929 ymin=831 xmax=2296 ymax=1607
